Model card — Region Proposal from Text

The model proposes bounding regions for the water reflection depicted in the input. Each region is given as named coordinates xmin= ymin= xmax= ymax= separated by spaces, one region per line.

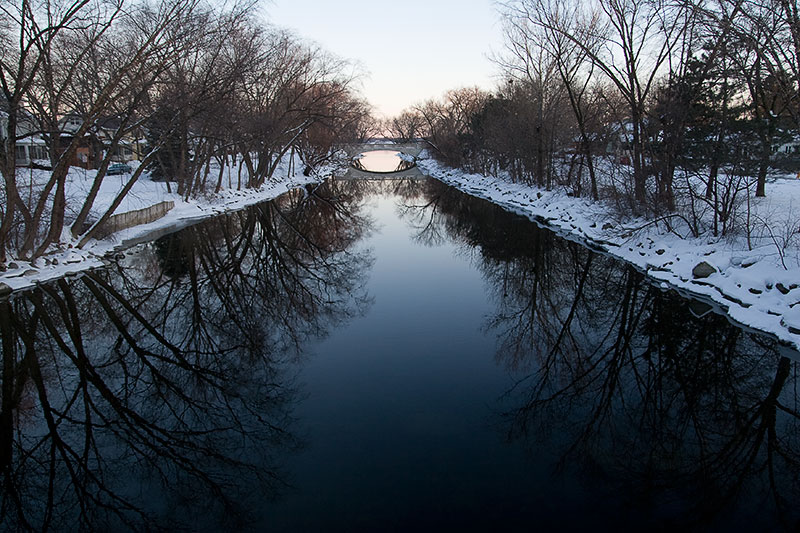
xmin=3 ymin=177 xmax=800 ymax=530
xmin=351 ymin=150 xmax=416 ymax=173
xmin=399 ymin=178 xmax=800 ymax=529
xmin=0 ymin=181 xmax=373 ymax=530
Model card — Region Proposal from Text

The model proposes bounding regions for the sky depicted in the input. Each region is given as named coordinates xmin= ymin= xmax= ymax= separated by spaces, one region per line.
xmin=266 ymin=0 xmax=505 ymax=118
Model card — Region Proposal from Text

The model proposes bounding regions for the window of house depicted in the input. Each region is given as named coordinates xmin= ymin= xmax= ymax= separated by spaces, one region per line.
xmin=15 ymin=145 xmax=27 ymax=162
xmin=31 ymin=145 xmax=48 ymax=160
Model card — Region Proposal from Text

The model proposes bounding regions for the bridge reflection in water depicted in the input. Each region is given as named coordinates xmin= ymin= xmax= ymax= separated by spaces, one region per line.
xmin=352 ymin=150 xmax=416 ymax=173
xmin=341 ymin=142 xmax=426 ymax=179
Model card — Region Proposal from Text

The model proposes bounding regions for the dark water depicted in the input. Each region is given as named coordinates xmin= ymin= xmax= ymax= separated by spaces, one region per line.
xmin=1 ymin=178 xmax=799 ymax=532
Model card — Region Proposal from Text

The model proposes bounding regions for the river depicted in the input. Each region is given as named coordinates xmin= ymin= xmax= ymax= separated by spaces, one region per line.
xmin=1 ymin=177 xmax=798 ymax=531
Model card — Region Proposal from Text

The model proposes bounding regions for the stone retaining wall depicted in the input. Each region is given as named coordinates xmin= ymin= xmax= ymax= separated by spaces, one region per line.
xmin=95 ymin=201 xmax=175 ymax=238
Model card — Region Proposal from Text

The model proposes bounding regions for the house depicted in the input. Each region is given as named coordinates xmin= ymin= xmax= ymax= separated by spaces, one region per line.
xmin=2 ymin=97 xmax=50 ymax=168
xmin=58 ymin=113 xmax=143 ymax=168
xmin=604 ymin=121 xmax=636 ymax=164
xmin=772 ymin=137 xmax=800 ymax=156
xmin=0 ymin=98 xmax=49 ymax=167
xmin=2 ymin=99 xmax=144 ymax=169
xmin=771 ymin=131 xmax=800 ymax=171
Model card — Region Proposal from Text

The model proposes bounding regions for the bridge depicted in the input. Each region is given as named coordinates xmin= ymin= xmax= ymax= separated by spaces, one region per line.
xmin=339 ymin=141 xmax=429 ymax=179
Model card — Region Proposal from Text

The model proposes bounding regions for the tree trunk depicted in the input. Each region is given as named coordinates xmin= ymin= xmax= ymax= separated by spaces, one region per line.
xmin=756 ymin=130 xmax=770 ymax=197
xmin=631 ymin=116 xmax=647 ymax=208
xmin=77 ymin=150 xmax=159 ymax=247
xmin=71 ymin=135 xmax=127 ymax=237
xmin=0 ymin=300 xmax=16 ymax=471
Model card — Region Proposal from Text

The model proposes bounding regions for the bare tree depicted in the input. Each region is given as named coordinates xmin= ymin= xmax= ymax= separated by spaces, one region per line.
xmin=0 ymin=0 xmax=96 ymax=262
xmin=386 ymin=109 xmax=427 ymax=142
xmin=501 ymin=0 xmax=690 ymax=211
xmin=498 ymin=0 xmax=598 ymax=192
xmin=0 ymin=0 xmax=370 ymax=263
xmin=414 ymin=86 xmax=491 ymax=167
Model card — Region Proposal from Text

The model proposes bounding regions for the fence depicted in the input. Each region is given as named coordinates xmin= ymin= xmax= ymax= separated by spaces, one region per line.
xmin=95 ymin=201 xmax=175 ymax=239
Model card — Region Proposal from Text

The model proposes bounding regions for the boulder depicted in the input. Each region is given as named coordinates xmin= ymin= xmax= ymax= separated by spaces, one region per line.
xmin=782 ymin=306 xmax=800 ymax=335
xmin=692 ymin=261 xmax=717 ymax=279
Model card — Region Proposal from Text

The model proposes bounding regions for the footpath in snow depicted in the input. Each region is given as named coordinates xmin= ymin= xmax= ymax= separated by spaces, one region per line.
xmin=0 ymin=156 xmax=322 ymax=296
xmin=417 ymin=155 xmax=800 ymax=353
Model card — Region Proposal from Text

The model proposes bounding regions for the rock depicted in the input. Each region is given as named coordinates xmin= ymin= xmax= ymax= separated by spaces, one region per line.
xmin=51 ymin=257 xmax=58 ymax=265
xmin=0 ymin=283 xmax=11 ymax=297
xmin=782 ymin=307 xmax=800 ymax=335
xmin=23 ymin=269 xmax=39 ymax=277
xmin=749 ymin=288 xmax=763 ymax=295
xmin=692 ymin=261 xmax=717 ymax=279
xmin=688 ymin=300 xmax=713 ymax=318
xmin=602 ymin=223 xmax=614 ymax=230
xmin=656 ymin=249 xmax=665 ymax=255
xmin=7 ymin=262 xmax=18 ymax=269
xmin=721 ymin=293 xmax=751 ymax=308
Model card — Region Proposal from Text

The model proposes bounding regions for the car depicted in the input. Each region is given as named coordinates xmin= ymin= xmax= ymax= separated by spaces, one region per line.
xmin=107 ymin=163 xmax=132 ymax=175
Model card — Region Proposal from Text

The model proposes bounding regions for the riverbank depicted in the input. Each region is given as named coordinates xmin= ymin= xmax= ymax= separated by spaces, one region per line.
xmin=417 ymin=154 xmax=800 ymax=352
xmin=0 ymin=155 xmax=323 ymax=296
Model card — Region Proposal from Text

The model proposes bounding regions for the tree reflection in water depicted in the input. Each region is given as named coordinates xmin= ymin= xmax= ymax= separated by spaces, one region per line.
xmin=401 ymin=179 xmax=800 ymax=530
xmin=0 ymin=181 xmax=373 ymax=531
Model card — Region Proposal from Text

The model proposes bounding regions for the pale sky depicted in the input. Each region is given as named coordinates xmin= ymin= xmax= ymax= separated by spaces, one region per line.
xmin=266 ymin=0 xmax=504 ymax=118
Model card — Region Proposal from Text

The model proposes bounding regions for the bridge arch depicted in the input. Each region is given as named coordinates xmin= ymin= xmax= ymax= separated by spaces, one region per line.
xmin=339 ymin=141 xmax=429 ymax=179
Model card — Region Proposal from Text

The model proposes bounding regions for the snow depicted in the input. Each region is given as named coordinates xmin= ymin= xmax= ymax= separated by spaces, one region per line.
xmin=0 ymin=153 xmax=325 ymax=294
xmin=416 ymin=152 xmax=800 ymax=352
xmin=784 ymin=306 xmax=800 ymax=334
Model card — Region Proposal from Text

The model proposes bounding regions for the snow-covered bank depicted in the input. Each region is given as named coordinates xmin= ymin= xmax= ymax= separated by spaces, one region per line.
xmin=0 ymin=155 xmax=324 ymax=296
xmin=418 ymin=155 xmax=800 ymax=352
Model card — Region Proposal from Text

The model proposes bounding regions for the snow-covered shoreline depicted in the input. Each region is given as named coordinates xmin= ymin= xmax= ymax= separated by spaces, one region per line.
xmin=0 ymin=172 xmax=321 ymax=296
xmin=418 ymin=156 xmax=800 ymax=353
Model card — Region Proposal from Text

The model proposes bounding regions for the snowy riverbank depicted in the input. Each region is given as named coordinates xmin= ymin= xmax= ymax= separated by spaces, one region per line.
xmin=0 ymin=155 xmax=323 ymax=296
xmin=418 ymin=155 xmax=800 ymax=352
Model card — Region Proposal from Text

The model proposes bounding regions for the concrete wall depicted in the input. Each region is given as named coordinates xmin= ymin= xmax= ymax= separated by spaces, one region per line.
xmin=95 ymin=201 xmax=174 ymax=238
